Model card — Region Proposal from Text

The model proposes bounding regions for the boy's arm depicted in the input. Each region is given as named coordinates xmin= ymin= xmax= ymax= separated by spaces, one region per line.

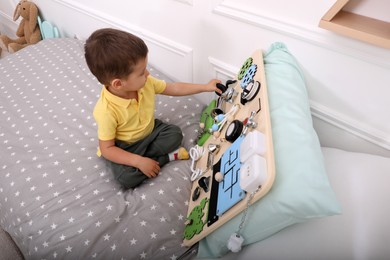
xmin=161 ymin=79 xmax=222 ymax=96
xmin=99 ymin=139 xmax=161 ymax=178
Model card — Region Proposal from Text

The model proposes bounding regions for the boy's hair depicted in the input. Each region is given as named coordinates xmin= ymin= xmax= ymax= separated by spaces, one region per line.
xmin=84 ymin=28 xmax=148 ymax=86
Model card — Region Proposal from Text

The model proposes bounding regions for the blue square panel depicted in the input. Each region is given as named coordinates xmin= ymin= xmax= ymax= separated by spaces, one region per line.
xmin=216 ymin=136 xmax=246 ymax=216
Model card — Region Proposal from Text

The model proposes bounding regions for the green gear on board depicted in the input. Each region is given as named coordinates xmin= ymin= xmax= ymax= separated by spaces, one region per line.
xmin=238 ymin=57 xmax=253 ymax=80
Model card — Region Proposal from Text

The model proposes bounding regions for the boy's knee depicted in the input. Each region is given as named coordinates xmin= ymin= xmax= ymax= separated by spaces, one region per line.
xmin=168 ymin=124 xmax=182 ymax=134
xmin=171 ymin=124 xmax=183 ymax=141
xmin=113 ymin=166 xmax=147 ymax=189
xmin=171 ymin=134 xmax=183 ymax=150
xmin=117 ymin=172 xmax=147 ymax=189
xmin=160 ymin=124 xmax=183 ymax=148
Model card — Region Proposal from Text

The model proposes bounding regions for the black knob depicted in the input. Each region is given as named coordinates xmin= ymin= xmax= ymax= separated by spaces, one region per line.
xmin=216 ymin=83 xmax=228 ymax=96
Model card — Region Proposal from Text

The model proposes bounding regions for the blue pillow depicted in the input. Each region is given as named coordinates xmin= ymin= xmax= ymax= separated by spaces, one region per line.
xmin=197 ymin=42 xmax=341 ymax=258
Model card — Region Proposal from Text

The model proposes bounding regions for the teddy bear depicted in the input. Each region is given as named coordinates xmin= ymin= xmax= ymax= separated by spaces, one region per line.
xmin=0 ymin=0 xmax=41 ymax=53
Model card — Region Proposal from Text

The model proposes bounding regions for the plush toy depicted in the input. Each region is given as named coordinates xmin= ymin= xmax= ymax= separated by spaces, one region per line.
xmin=0 ymin=0 xmax=41 ymax=53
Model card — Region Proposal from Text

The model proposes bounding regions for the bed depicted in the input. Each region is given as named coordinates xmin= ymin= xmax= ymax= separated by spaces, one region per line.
xmin=1 ymin=38 xmax=390 ymax=260
xmin=0 ymin=38 xmax=200 ymax=259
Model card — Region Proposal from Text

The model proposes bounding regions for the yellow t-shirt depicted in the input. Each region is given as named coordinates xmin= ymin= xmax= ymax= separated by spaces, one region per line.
xmin=93 ymin=76 xmax=166 ymax=156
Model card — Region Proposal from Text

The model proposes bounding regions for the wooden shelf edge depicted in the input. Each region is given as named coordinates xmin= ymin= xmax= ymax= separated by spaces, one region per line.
xmin=321 ymin=0 xmax=349 ymax=21
xmin=319 ymin=11 xmax=390 ymax=49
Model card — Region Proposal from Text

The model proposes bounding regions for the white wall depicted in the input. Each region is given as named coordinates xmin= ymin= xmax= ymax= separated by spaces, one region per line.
xmin=345 ymin=0 xmax=390 ymax=22
xmin=1 ymin=0 xmax=389 ymax=155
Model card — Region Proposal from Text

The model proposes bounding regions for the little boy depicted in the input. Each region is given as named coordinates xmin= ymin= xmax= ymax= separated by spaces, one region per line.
xmin=84 ymin=28 xmax=221 ymax=189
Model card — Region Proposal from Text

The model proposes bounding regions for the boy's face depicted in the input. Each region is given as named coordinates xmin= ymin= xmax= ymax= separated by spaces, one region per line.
xmin=120 ymin=56 xmax=149 ymax=92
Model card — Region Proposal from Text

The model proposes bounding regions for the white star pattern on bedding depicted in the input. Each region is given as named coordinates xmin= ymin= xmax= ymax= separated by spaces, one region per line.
xmin=0 ymin=38 xmax=202 ymax=259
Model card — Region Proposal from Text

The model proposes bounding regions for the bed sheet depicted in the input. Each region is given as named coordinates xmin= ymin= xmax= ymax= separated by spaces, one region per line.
xmin=0 ymin=38 xmax=203 ymax=259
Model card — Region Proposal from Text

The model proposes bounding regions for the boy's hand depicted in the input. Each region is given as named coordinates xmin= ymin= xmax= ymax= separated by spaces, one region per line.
xmin=207 ymin=79 xmax=223 ymax=94
xmin=137 ymin=157 xmax=161 ymax=178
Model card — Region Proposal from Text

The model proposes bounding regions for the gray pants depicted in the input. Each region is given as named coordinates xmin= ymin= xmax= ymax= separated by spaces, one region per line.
xmin=107 ymin=119 xmax=183 ymax=189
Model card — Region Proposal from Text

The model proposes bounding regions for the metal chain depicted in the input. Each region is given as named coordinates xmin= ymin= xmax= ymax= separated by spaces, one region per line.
xmin=237 ymin=187 xmax=259 ymax=235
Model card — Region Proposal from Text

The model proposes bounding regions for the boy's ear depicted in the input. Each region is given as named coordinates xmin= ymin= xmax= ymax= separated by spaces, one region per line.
xmin=110 ymin=78 xmax=123 ymax=90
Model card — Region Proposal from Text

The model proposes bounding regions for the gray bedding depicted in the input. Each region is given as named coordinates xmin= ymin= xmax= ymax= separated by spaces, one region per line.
xmin=0 ymin=38 xmax=203 ymax=259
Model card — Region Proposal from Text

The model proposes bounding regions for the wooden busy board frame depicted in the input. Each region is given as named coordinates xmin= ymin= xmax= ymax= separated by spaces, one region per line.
xmin=183 ymin=49 xmax=275 ymax=247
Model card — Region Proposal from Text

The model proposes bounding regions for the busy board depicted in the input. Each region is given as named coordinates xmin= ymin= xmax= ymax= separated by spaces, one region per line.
xmin=183 ymin=49 xmax=275 ymax=247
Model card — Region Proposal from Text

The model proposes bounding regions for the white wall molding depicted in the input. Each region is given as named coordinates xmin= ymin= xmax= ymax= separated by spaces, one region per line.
xmin=208 ymin=56 xmax=238 ymax=82
xmin=213 ymin=1 xmax=390 ymax=70
xmin=53 ymin=0 xmax=140 ymax=37
xmin=0 ymin=10 xmax=12 ymax=21
xmin=310 ymin=101 xmax=390 ymax=151
xmin=52 ymin=0 xmax=194 ymax=82
xmin=173 ymin=0 xmax=193 ymax=6
xmin=0 ymin=10 xmax=18 ymax=34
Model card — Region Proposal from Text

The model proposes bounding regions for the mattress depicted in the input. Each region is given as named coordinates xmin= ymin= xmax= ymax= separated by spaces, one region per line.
xmin=0 ymin=38 xmax=200 ymax=259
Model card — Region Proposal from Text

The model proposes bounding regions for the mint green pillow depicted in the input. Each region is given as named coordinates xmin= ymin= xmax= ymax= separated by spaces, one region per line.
xmin=197 ymin=42 xmax=341 ymax=258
